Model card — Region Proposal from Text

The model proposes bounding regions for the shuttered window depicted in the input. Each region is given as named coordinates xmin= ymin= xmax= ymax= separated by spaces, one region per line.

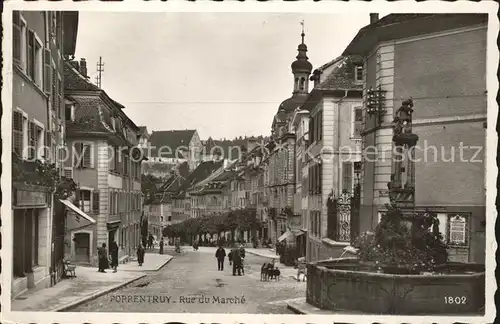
xmin=43 ymin=48 xmax=51 ymax=94
xmin=74 ymin=142 xmax=93 ymax=168
xmin=13 ymin=111 xmax=24 ymax=157
xmin=13 ymin=12 xmax=21 ymax=63
xmin=27 ymin=29 xmax=35 ymax=80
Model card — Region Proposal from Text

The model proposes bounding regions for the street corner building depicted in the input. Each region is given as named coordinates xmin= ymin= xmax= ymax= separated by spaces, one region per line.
xmin=63 ymin=57 xmax=147 ymax=266
xmin=342 ymin=14 xmax=488 ymax=264
xmin=11 ymin=10 xmax=79 ymax=298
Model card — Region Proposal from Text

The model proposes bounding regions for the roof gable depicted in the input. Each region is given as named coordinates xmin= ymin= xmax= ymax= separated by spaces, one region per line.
xmin=150 ymin=130 xmax=196 ymax=158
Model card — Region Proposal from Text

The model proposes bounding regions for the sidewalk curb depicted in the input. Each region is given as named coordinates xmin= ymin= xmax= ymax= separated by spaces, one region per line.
xmin=287 ymin=302 xmax=307 ymax=314
xmin=51 ymin=274 xmax=147 ymax=312
xmin=121 ymin=255 xmax=173 ymax=272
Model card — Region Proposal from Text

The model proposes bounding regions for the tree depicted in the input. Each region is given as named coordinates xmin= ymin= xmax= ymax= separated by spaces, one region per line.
xmin=141 ymin=174 xmax=163 ymax=204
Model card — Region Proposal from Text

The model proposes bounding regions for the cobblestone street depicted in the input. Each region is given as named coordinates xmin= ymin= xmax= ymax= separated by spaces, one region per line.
xmin=69 ymin=248 xmax=305 ymax=313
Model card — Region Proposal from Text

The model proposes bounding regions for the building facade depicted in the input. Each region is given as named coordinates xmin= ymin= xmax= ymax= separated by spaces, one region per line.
xmin=148 ymin=130 xmax=203 ymax=171
xmin=11 ymin=11 xmax=78 ymax=298
xmin=264 ymin=30 xmax=313 ymax=245
xmin=302 ymin=55 xmax=364 ymax=262
xmin=64 ymin=59 xmax=144 ymax=265
xmin=343 ymin=14 xmax=487 ymax=264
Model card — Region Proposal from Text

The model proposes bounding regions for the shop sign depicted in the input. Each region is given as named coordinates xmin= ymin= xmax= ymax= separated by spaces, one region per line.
xmin=15 ymin=189 xmax=48 ymax=207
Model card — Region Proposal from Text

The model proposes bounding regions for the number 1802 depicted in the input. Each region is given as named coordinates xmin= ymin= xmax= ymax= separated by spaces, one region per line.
xmin=444 ymin=296 xmax=467 ymax=304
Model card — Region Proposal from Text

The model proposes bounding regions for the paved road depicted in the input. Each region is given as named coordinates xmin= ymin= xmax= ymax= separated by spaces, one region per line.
xmin=70 ymin=247 xmax=304 ymax=313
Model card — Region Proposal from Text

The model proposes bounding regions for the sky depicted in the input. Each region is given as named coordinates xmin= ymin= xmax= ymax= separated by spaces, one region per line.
xmin=75 ymin=12 xmax=371 ymax=141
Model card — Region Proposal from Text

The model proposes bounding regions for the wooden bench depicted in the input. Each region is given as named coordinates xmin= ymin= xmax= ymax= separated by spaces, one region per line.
xmin=64 ymin=260 xmax=77 ymax=278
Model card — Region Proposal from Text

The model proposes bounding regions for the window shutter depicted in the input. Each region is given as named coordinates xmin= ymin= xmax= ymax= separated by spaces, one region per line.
xmin=51 ymin=67 xmax=57 ymax=112
xmin=13 ymin=17 xmax=21 ymax=63
xmin=83 ymin=144 xmax=92 ymax=168
xmin=27 ymin=121 xmax=35 ymax=160
xmin=27 ymin=30 xmax=35 ymax=79
xmin=63 ymin=167 xmax=73 ymax=179
xmin=13 ymin=112 xmax=24 ymax=156
xmin=74 ymin=142 xmax=83 ymax=168
xmin=43 ymin=48 xmax=52 ymax=94
xmin=93 ymin=191 xmax=100 ymax=213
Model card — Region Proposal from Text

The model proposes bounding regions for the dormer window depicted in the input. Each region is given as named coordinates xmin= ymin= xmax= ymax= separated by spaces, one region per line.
xmin=65 ymin=103 xmax=75 ymax=122
xmin=355 ymin=65 xmax=363 ymax=82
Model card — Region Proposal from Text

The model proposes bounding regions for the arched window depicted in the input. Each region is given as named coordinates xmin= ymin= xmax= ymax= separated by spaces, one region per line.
xmin=300 ymin=77 xmax=305 ymax=90
xmin=295 ymin=78 xmax=299 ymax=90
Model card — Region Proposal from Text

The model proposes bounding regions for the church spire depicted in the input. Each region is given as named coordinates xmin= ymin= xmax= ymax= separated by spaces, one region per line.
xmin=301 ymin=20 xmax=305 ymax=44
xmin=291 ymin=20 xmax=312 ymax=94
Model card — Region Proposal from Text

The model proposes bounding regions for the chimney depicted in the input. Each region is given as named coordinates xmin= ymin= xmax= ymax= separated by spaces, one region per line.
xmin=370 ymin=13 xmax=379 ymax=24
xmin=79 ymin=58 xmax=88 ymax=78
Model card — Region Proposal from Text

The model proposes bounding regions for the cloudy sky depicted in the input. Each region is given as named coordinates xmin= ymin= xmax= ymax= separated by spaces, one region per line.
xmin=75 ymin=12 xmax=371 ymax=140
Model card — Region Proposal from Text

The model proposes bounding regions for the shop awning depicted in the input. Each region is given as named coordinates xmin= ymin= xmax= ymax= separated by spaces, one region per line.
xmin=292 ymin=229 xmax=305 ymax=237
xmin=60 ymin=199 xmax=96 ymax=224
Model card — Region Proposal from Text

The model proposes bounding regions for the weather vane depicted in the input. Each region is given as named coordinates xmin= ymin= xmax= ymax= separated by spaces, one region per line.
xmin=300 ymin=20 xmax=305 ymax=43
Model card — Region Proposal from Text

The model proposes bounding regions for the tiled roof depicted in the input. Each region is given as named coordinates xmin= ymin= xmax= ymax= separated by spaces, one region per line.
xmin=165 ymin=160 xmax=223 ymax=194
xmin=314 ymin=55 xmax=363 ymax=91
xmin=150 ymin=130 xmax=196 ymax=157
xmin=204 ymin=137 xmax=266 ymax=161
xmin=343 ymin=14 xmax=487 ymax=56
xmin=314 ymin=56 xmax=344 ymax=73
xmin=65 ymin=95 xmax=113 ymax=134
xmin=64 ymin=62 xmax=100 ymax=91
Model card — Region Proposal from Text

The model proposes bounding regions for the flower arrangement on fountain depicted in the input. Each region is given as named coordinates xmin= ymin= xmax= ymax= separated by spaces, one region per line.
xmin=353 ymin=202 xmax=449 ymax=274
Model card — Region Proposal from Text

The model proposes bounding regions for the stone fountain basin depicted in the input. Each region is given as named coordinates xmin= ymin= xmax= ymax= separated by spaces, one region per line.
xmin=306 ymin=258 xmax=485 ymax=315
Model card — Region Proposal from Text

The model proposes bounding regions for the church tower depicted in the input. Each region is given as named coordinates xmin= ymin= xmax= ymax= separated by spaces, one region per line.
xmin=291 ymin=22 xmax=313 ymax=95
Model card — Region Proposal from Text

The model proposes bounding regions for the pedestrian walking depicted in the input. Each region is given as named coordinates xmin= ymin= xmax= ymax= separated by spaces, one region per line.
xmin=98 ymin=243 xmax=109 ymax=273
xmin=230 ymin=248 xmax=242 ymax=276
xmin=110 ymin=240 xmax=119 ymax=273
xmin=148 ymin=234 xmax=154 ymax=249
xmin=239 ymin=245 xmax=246 ymax=274
xmin=159 ymin=238 xmax=164 ymax=254
xmin=137 ymin=244 xmax=145 ymax=266
xmin=215 ymin=246 xmax=226 ymax=271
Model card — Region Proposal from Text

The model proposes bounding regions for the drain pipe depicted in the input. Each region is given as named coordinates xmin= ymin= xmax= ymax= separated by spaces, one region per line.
xmin=333 ymin=90 xmax=349 ymax=201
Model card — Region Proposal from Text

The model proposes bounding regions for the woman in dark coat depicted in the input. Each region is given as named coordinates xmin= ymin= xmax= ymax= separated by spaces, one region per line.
xmin=98 ymin=243 xmax=109 ymax=272
xmin=137 ymin=244 xmax=145 ymax=266
xmin=110 ymin=240 xmax=119 ymax=273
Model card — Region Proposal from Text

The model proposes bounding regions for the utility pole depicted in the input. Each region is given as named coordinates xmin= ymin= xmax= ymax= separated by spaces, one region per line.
xmin=96 ymin=56 xmax=104 ymax=88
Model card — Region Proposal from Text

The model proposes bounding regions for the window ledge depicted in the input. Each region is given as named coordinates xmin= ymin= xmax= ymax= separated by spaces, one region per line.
xmin=14 ymin=64 xmax=47 ymax=98
xmin=322 ymin=238 xmax=350 ymax=247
